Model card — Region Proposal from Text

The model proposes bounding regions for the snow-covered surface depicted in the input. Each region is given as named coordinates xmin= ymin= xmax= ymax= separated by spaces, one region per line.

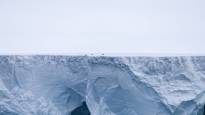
xmin=0 ymin=56 xmax=205 ymax=115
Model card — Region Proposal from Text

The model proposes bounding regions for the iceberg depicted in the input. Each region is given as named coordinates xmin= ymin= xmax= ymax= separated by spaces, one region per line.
xmin=0 ymin=56 xmax=205 ymax=115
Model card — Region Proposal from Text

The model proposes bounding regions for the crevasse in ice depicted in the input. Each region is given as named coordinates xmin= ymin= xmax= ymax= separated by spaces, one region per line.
xmin=0 ymin=56 xmax=205 ymax=115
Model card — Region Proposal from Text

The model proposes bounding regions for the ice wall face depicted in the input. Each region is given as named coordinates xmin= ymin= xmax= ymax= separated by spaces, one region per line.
xmin=0 ymin=56 xmax=205 ymax=115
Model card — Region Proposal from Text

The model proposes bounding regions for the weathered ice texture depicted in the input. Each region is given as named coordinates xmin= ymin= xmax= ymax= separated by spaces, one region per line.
xmin=0 ymin=56 xmax=205 ymax=115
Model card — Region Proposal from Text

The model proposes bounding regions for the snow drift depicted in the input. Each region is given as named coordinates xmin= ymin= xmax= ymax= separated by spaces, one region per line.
xmin=0 ymin=56 xmax=205 ymax=115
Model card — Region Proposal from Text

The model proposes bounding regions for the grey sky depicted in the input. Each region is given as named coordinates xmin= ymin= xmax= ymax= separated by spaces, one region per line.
xmin=0 ymin=0 xmax=205 ymax=55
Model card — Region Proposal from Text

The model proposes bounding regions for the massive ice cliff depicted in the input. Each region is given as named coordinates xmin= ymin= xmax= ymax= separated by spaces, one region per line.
xmin=0 ymin=56 xmax=205 ymax=115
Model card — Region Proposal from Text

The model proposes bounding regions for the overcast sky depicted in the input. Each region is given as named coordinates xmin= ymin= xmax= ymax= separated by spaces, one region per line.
xmin=0 ymin=0 xmax=205 ymax=55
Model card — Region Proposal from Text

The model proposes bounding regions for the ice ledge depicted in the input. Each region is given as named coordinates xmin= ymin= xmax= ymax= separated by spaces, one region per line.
xmin=0 ymin=56 xmax=205 ymax=115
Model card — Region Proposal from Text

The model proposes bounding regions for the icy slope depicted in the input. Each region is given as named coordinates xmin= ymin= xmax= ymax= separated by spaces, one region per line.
xmin=0 ymin=56 xmax=205 ymax=115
